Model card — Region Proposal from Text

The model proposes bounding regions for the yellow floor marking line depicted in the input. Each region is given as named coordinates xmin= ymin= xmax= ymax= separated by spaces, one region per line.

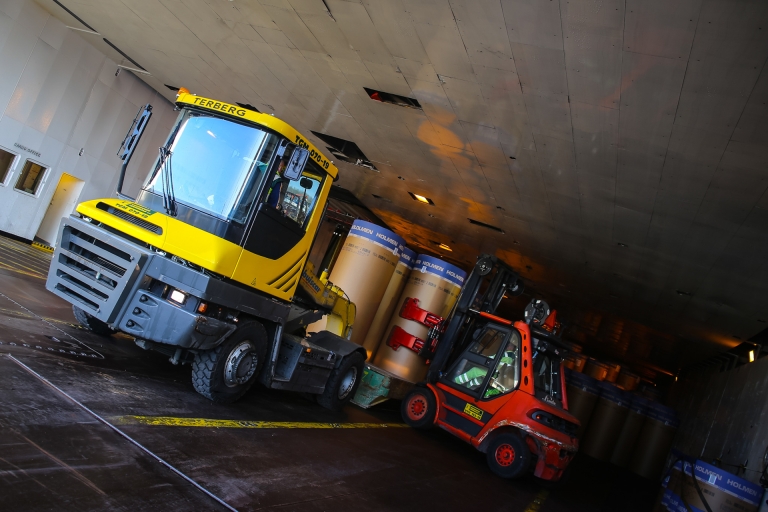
xmin=0 ymin=261 xmax=45 ymax=279
xmin=0 ymin=239 xmax=47 ymax=255
xmin=113 ymin=415 xmax=409 ymax=429
xmin=524 ymin=489 xmax=549 ymax=512
xmin=0 ymin=246 xmax=50 ymax=271
xmin=0 ymin=237 xmax=53 ymax=262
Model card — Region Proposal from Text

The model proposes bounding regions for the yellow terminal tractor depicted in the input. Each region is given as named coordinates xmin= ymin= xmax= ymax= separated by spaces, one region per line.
xmin=46 ymin=88 xmax=365 ymax=409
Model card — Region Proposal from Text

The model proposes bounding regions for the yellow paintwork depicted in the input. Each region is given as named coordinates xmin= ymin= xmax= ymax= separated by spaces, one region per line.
xmin=175 ymin=92 xmax=338 ymax=179
xmin=76 ymin=199 xmax=243 ymax=276
xmin=298 ymin=259 xmax=356 ymax=338
xmin=112 ymin=415 xmax=407 ymax=429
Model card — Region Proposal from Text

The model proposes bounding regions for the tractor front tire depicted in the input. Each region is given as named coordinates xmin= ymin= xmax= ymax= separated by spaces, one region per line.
xmin=72 ymin=305 xmax=115 ymax=336
xmin=401 ymin=387 xmax=437 ymax=430
xmin=317 ymin=351 xmax=365 ymax=411
xmin=192 ymin=322 xmax=267 ymax=404
xmin=486 ymin=432 xmax=531 ymax=479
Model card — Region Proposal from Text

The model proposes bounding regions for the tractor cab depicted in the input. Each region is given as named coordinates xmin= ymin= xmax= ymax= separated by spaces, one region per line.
xmin=400 ymin=256 xmax=580 ymax=481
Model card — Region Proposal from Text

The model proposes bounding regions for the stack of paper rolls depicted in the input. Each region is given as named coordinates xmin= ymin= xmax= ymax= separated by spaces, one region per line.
xmin=372 ymin=254 xmax=467 ymax=382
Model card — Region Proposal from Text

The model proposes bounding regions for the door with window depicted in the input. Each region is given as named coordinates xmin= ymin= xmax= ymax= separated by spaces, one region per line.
xmin=36 ymin=173 xmax=85 ymax=246
xmin=244 ymin=160 xmax=325 ymax=260
xmin=437 ymin=324 xmax=521 ymax=437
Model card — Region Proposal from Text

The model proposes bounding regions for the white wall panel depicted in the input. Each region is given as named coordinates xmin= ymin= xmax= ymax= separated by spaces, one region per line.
xmin=0 ymin=0 xmax=174 ymax=240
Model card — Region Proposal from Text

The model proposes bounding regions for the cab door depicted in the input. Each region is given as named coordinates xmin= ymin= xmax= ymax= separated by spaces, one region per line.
xmin=233 ymin=155 xmax=330 ymax=301
xmin=435 ymin=324 xmax=521 ymax=441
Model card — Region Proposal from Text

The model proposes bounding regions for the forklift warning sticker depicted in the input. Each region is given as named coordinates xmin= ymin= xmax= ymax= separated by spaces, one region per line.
xmin=463 ymin=403 xmax=484 ymax=421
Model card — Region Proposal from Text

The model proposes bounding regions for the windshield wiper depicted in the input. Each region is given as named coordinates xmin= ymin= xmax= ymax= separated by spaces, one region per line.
xmin=159 ymin=146 xmax=177 ymax=217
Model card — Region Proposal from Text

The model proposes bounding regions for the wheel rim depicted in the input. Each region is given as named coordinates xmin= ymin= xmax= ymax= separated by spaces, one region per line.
xmin=495 ymin=443 xmax=516 ymax=467
xmin=406 ymin=394 xmax=428 ymax=421
xmin=224 ymin=341 xmax=258 ymax=387
xmin=337 ymin=366 xmax=358 ymax=400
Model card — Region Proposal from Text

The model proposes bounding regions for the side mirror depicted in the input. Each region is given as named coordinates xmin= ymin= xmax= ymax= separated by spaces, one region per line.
xmin=299 ymin=177 xmax=313 ymax=189
xmin=284 ymin=147 xmax=309 ymax=180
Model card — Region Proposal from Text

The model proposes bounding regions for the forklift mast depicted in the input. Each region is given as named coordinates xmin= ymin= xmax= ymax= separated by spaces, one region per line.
xmin=427 ymin=255 xmax=524 ymax=382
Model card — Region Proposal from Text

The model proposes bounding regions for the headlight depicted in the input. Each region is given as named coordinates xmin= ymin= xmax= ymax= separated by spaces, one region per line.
xmin=169 ymin=289 xmax=187 ymax=305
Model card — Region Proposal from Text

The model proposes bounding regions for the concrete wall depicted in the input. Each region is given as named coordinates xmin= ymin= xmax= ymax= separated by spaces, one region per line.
xmin=0 ymin=0 xmax=176 ymax=242
xmin=670 ymin=357 xmax=768 ymax=485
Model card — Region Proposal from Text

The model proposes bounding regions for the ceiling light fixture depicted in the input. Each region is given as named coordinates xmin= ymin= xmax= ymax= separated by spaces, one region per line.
xmin=749 ymin=350 xmax=755 ymax=363
xmin=408 ymin=192 xmax=434 ymax=205
xmin=438 ymin=243 xmax=452 ymax=251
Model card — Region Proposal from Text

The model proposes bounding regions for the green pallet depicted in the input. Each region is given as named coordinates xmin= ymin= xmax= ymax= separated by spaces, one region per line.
xmin=351 ymin=364 xmax=415 ymax=409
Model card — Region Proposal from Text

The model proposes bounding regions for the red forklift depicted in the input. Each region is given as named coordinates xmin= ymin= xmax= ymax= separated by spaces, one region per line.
xmin=397 ymin=255 xmax=579 ymax=481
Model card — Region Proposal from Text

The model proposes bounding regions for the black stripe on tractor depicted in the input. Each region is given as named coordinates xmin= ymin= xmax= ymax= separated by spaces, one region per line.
xmin=96 ymin=202 xmax=163 ymax=235
xmin=268 ymin=252 xmax=306 ymax=286
xmin=443 ymin=409 xmax=483 ymax=437
xmin=274 ymin=262 xmax=302 ymax=290
xmin=442 ymin=392 xmax=491 ymax=424
xmin=280 ymin=275 xmax=300 ymax=292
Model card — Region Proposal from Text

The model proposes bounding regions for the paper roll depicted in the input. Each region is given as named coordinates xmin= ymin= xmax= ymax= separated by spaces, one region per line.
xmin=362 ymin=245 xmax=416 ymax=360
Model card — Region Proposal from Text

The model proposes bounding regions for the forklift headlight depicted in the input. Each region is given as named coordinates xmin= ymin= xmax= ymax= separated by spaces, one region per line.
xmin=169 ymin=289 xmax=187 ymax=305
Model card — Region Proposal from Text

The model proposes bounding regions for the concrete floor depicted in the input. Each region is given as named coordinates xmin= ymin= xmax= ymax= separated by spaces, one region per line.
xmin=0 ymin=235 xmax=659 ymax=511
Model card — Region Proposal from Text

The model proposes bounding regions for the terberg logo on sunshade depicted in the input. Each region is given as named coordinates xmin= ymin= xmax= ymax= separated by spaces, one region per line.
xmin=188 ymin=96 xmax=247 ymax=117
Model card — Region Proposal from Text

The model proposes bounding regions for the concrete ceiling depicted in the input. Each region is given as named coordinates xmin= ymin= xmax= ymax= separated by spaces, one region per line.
xmin=34 ymin=0 xmax=768 ymax=377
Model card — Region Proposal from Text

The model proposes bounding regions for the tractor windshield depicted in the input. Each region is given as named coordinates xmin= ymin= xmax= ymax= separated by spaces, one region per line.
xmin=144 ymin=110 xmax=280 ymax=223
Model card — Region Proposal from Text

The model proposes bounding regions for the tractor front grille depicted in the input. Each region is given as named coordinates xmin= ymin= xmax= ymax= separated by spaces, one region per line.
xmin=46 ymin=217 xmax=150 ymax=324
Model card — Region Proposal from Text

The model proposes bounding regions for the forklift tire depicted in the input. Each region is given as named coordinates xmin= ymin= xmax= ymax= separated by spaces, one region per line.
xmin=317 ymin=352 xmax=365 ymax=411
xmin=486 ymin=433 xmax=530 ymax=479
xmin=72 ymin=305 xmax=115 ymax=337
xmin=401 ymin=388 xmax=436 ymax=430
xmin=192 ymin=322 xmax=267 ymax=404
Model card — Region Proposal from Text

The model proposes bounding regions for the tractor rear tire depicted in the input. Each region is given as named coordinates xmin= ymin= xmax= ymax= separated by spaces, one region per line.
xmin=401 ymin=387 xmax=437 ymax=430
xmin=486 ymin=432 xmax=531 ymax=479
xmin=317 ymin=352 xmax=365 ymax=411
xmin=72 ymin=305 xmax=115 ymax=336
xmin=192 ymin=322 xmax=267 ymax=404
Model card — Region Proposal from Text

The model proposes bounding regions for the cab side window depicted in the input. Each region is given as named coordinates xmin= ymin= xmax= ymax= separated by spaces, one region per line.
xmin=484 ymin=332 xmax=520 ymax=398
xmin=279 ymin=171 xmax=323 ymax=228
xmin=447 ymin=327 xmax=510 ymax=394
